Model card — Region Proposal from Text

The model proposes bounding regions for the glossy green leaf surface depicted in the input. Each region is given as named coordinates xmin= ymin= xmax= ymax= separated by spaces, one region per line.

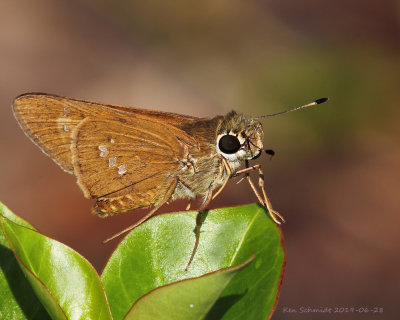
xmin=102 ymin=204 xmax=285 ymax=320
xmin=125 ymin=256 xmax=254 ymax=320
xmin=0 ymin=202 xmax=50 ymax=320
xmin=0 ymin=208 xmax=113 ymax=320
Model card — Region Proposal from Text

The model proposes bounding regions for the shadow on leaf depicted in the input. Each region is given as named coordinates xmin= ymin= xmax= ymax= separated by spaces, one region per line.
xmin=204 ymin=290 xmax=247 ymax=320
xmin=0 ymin=244 xmax=50 ymax=320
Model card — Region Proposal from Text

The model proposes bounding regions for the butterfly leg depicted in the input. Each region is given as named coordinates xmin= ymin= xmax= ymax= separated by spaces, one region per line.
xmin=103 ymin=180 xmax=178 ymax=243
xmin=236 ymin=162 xmax=285 ymax=224
xmin=212 ymin=158 xmax=232 ymax=201
xmin=185 ymin=189 xmax=213 ymax=271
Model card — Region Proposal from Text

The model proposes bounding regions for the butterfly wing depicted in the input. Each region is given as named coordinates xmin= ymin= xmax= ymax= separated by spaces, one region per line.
xmin=72 ymin=115 xmax=197 ymax=215
xmin=13 ymin=93 xmax=199 ymax=215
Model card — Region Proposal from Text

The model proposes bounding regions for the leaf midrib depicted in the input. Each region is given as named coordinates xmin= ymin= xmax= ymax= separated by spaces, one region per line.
xmin=228 ymin=206 xmax=262 ymax=266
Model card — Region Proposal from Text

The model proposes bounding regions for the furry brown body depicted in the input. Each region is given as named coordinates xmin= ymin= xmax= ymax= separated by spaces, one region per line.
xmin=13 ymin=93 xmax=264 ymax=218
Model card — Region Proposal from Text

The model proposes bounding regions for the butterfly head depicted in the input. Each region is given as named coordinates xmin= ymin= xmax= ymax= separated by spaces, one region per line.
xmin=216 ymin=111 xmax=264 ymax=167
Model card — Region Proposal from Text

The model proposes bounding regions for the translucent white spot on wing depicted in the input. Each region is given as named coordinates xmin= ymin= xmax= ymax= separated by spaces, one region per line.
xmin=190 ymin=304 xmax=194 ymax=308
xmin=63 ymin=107 xmax=68 ymax=117
xmin=109 ymin=156 xmax=117 ymax=167
xmin=110 ymin=138 xmax=115 ymax=144
xmin=63 ymin=124 xmax=69 ymax=132
xmin=118 ymin=164 xmax=127 ymax=175
xmin=98 ymin=145 xmax=109 ymax=157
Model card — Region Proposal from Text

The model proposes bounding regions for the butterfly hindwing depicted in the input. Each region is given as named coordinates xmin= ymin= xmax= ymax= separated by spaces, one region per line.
xmin=71 ymin=116 xmax=190 ymax=199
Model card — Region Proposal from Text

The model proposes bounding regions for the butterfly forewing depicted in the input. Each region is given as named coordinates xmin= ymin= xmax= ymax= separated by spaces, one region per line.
xmin=13 ymin=93 xmax=200 ymax=175
xmin=12 ymin=94 xmax=94 ymax=173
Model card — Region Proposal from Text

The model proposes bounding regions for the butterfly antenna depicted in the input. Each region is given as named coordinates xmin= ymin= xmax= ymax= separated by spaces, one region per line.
xmin=256 ymin=97 xmax=328 ymax=119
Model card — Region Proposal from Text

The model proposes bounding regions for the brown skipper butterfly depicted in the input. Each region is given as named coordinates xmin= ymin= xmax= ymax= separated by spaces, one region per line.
xmin=13 ymin=93 xmax=327 ymax=268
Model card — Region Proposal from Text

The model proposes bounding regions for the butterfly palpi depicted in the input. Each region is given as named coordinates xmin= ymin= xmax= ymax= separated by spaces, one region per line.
xmin=13 ymin=93 xmax=327 ymax=269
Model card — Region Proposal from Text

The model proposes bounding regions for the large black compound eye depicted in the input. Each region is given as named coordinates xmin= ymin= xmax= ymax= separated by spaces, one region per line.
xmin=218 ymin=135 xmax=241 ymax=154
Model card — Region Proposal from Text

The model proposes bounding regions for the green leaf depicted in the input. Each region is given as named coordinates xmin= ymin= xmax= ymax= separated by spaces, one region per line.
xmin=125 ymin=256 xmax=255 ymax=320
xmin=102 ymin=204 xmax=285 ymax=320
xmin=0 ymin=207 xmax=113 ymax=320
xmin=0 ymin=202 xmax=49 ymax=320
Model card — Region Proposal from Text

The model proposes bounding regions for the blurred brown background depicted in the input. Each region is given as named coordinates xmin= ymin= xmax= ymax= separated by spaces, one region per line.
xmin=1 ymin=0 xmax=399 ymax=319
